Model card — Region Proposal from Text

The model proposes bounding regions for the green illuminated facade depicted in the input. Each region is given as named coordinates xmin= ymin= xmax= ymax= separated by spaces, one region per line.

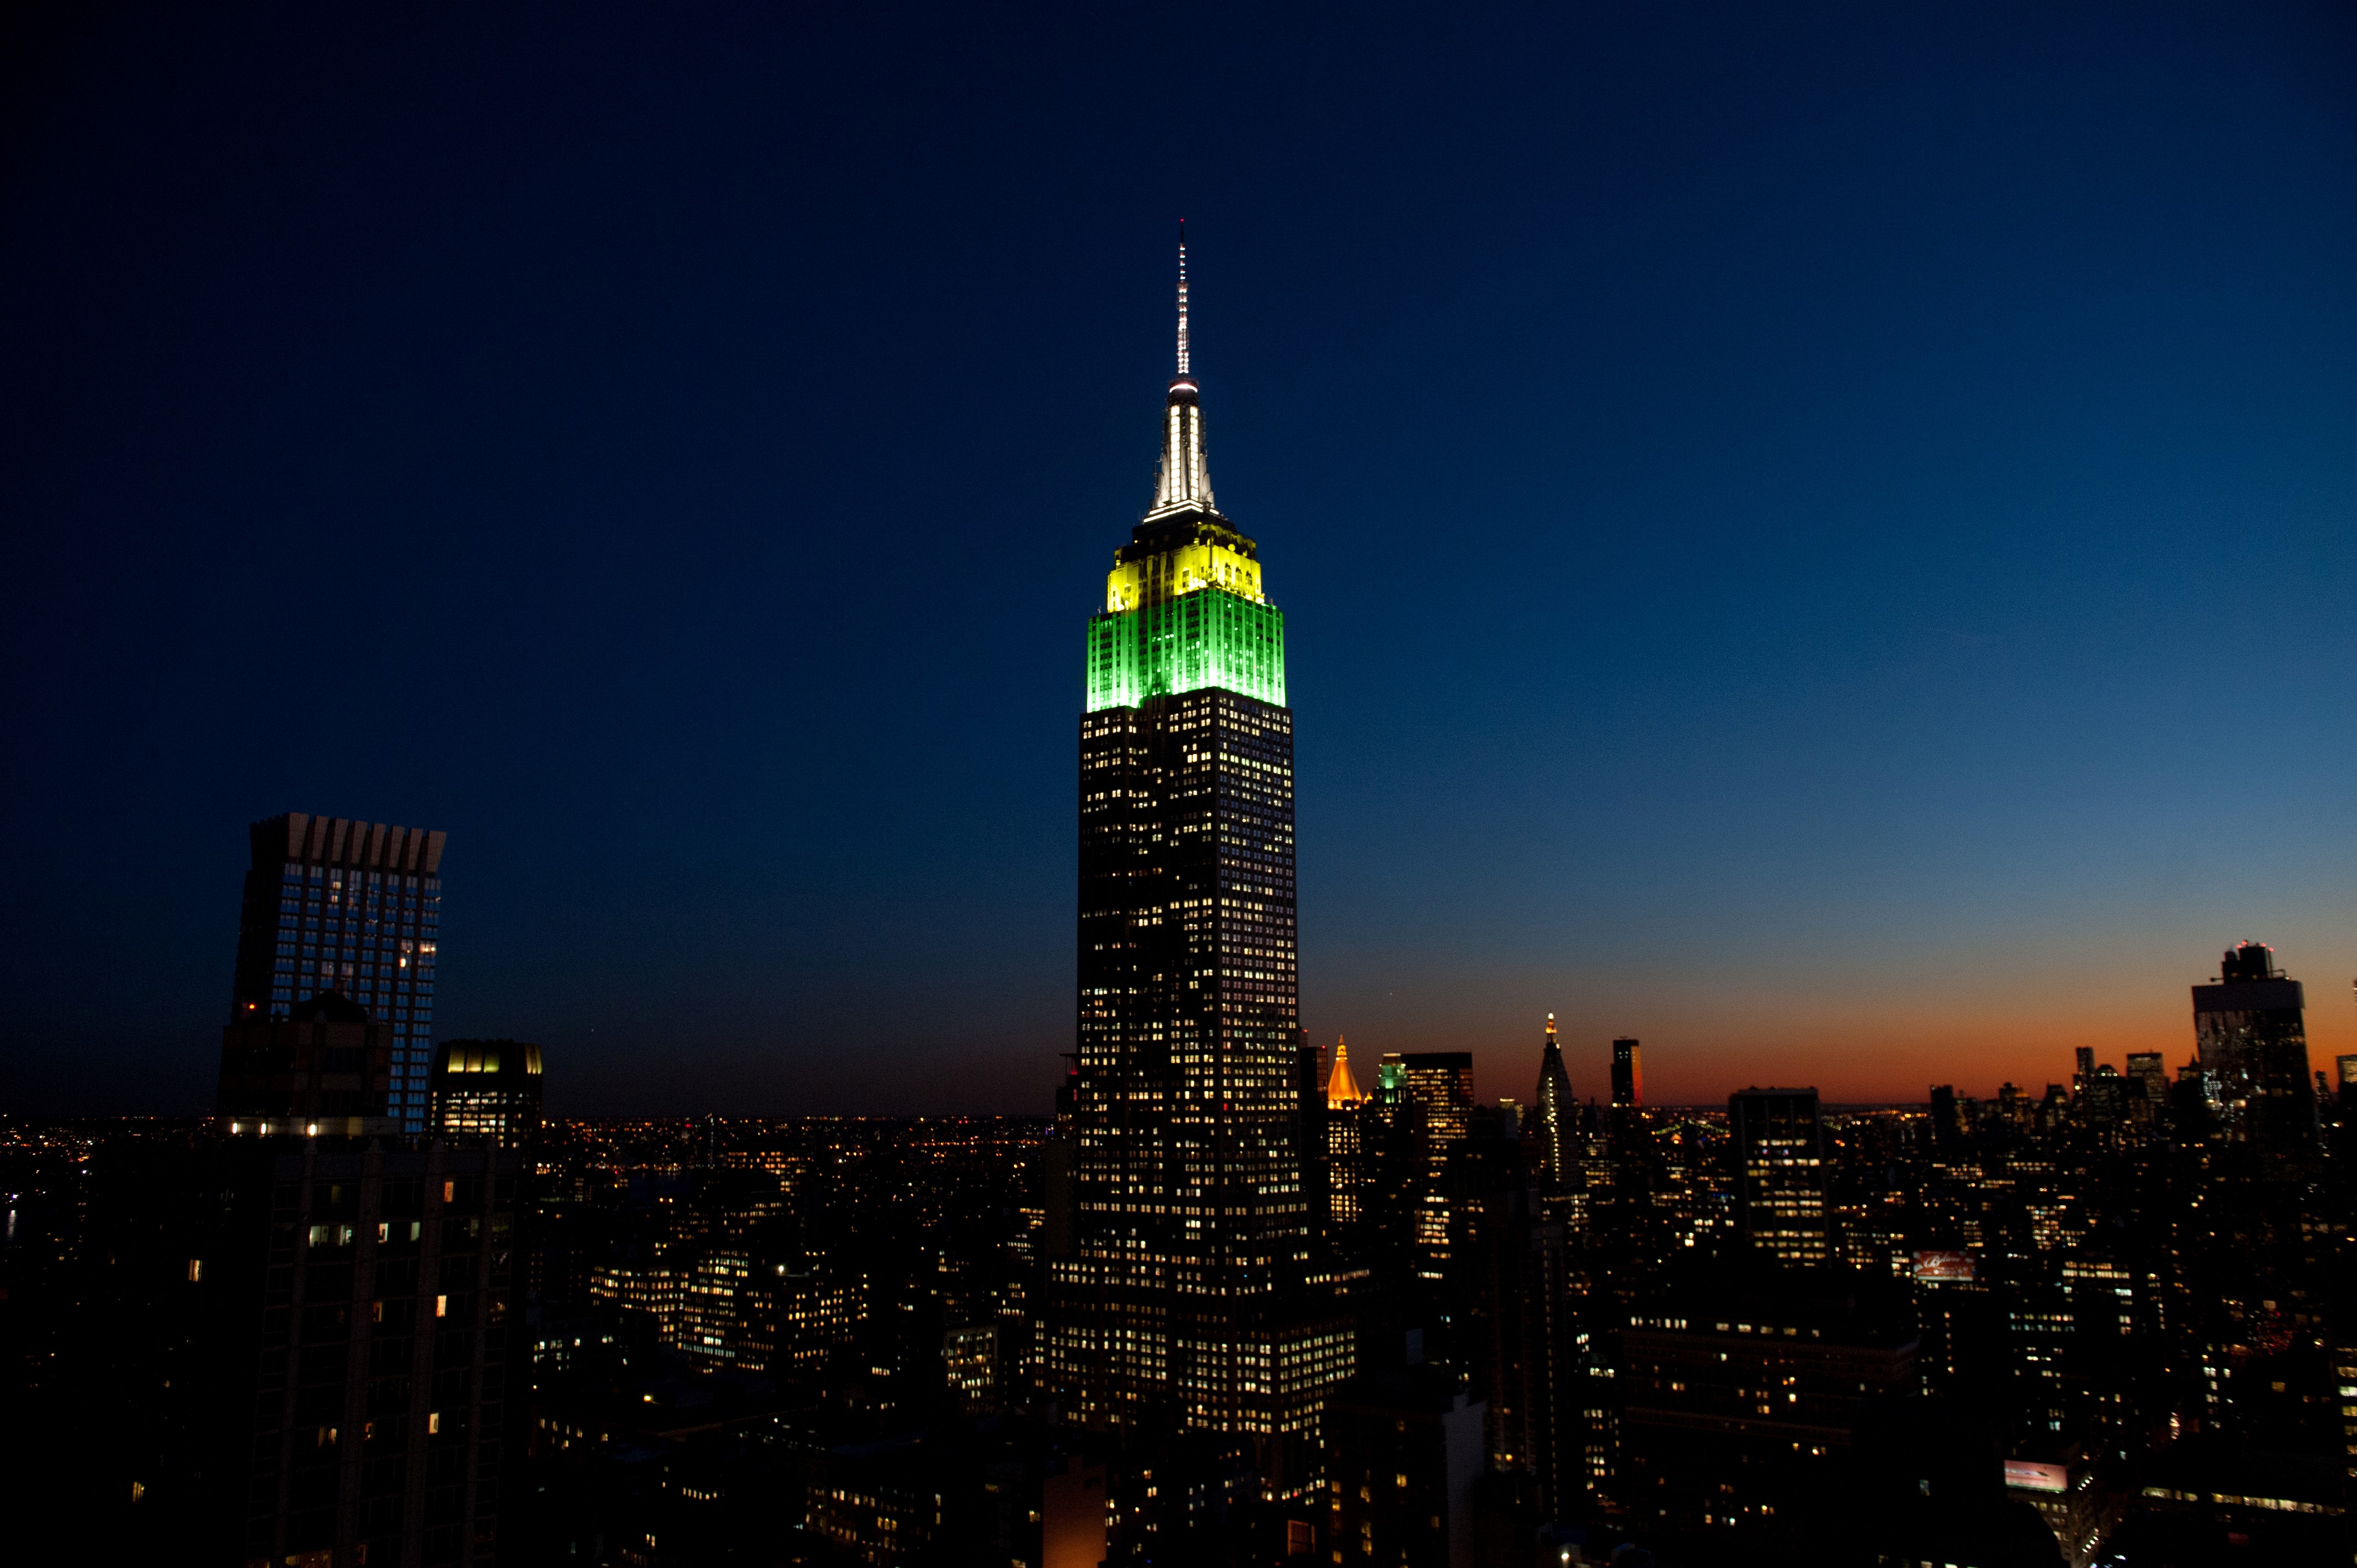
xmin=1086 ymin=582 xmax=1285 ymax=711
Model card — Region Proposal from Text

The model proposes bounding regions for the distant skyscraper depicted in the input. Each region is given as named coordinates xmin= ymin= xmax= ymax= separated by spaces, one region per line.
xmin=2338 ymin=1054 xmax=2357 ymax=1111
xmin=1401 ymin=1054 xmax=1476 ymax=1179
xmin=1398 ymin=1054 xmax=1475 ymax=1283
xmin=430 ymin=1038 xmax=546 ymax=1144
xmin=2126 ymin=1051 xmax=2167 ymax=1126
xmin=1325 ymin=1036 xmax=1371 ymax=1230
xmin=1610 ymin=1037 xmax=1641 ymax=1111
xmin=2193 ymin=941 xmax=2315 ymax=1159
xmin=1327 ymin=1035 xmax=1367 ymax=1107
xmin=1532 ymin=1014 xmax=1573 ymax=1192
xmin=1047 ymin=234 xmax=1351 ymax=1477
xmin=1609 ymin=1036 xmax=1643 ymax=1152
xmin=233 ymin=812 xmax=446 ymax=1133
xmin=1729 ymin=1087 xmax=1829 ymax=1264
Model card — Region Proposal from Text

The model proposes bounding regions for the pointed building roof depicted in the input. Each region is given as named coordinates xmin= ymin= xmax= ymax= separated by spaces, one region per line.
xmin=1327 ymin=1034 xmax=1368 ymax=1108
xmin=1148 ymin=222 xmax=1216 ymax=519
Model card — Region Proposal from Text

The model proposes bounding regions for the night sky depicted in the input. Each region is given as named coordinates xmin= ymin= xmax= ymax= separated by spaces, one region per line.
xmin=6 ymin=3 xmax=2354 ymax=1116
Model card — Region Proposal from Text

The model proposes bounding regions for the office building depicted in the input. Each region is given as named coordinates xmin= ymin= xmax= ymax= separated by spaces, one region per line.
xmin=1399 ymin=1053 xmax=1475 ymax=1281
xmin=1531 ymin=1014 xmax=1573 ymax=1193
xmin=233 ymin=812 xmax=447 ymax=1133
xmin=2192 ymin=941 xmax=2315 ymax=1159
xmin=430 ymin=1039 xmax=546 ymax=1145
xmin=1046 ymin=235 xmax=1352 ymax=1477
xmin=1400 ymin=1054 xmax=1476 ymax=1179
xmin=1729 ymin=1087 xmax=1828 ymax=1265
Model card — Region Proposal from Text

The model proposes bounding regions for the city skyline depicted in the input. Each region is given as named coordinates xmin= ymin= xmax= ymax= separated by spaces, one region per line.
xmin=6 ymin=4 xmax=2356 ymax=1118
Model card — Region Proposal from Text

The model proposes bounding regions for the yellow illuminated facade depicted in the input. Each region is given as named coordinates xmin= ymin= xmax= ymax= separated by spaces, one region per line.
xmin=1105 ymin=528 xmax=1264 ymax=613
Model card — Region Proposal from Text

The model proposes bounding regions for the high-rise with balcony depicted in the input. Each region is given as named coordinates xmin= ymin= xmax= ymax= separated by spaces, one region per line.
xmin=1044 ymin=234 xmax=1351 ymax=1486
xmin=231 ymin=813 xmax=445 ymax=1133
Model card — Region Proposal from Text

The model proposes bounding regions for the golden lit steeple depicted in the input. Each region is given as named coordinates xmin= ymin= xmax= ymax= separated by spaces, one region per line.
xmin=1326 ymin=1033 xmax=1368 ymax=1108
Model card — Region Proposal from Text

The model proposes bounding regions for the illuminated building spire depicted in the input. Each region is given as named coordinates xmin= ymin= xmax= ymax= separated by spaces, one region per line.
xmin=1326 ymin=1034 xmax=1368 ymax=1108
xmin=1150 ymin=224 xmax=1214 ymax=518
xmin=1534 ymin=1011 xmax=1573 ymax=1192
xmin=1176 ymin=220 xmax=1190 ymax=377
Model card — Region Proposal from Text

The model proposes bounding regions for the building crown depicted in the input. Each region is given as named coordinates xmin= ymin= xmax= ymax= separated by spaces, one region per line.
xmin=1327 ymin=1034 xmax=1370 ymax=1108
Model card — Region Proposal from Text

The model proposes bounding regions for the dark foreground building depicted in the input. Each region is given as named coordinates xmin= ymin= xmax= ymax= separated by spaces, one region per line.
xmin=1619 ymin=1266 xmax=1920 ymax=1554
xmin=169 ymin=1138 xmax=523 ymax=1568
xmin=1043 ymin=235 xmax=1353 ymax=1484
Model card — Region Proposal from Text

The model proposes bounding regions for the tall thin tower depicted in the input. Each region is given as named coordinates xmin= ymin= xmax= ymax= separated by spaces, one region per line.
xmin=1533 ymin=1013 xmax=1573 ymax=1192
xmin=1046 ymin=231 xmax=1352 ymax=1483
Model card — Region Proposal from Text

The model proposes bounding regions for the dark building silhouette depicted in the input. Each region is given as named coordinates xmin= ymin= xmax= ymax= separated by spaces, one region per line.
xmin=1044 ymin=235 xmax=1352 ymax=1476
xmin=217 ymin=991 xmax=399 ymax=1137
xmin=234 ymin=813 xmax=447 ymax=1134
xmin=1324 ymin=1366 xmax=1486 ymax=1568
xmin=1730 ymin=1087 xmax=1829 ymax=1264
xmin=1443 ymin=1136 xmax=1578 ymax=1521
xmin=2193 ymin=941 xmax=2314 ymax=1160
xmin=429 ymin=1039 xmax=545 ymax=1146
xmin=1608 ymin=1036 xmax=1644 ymax=1157
xmin=168 ymin=1138 xmax=523 ymax=1568
xmin=1619 ymin=1267 xmax=1919 ymax=1552
xmin=1610 ymin=1036 xmax=1641 ymax=1112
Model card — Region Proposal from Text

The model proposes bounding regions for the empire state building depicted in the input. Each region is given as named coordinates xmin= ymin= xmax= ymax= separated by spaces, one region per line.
xmin=1044 ymin=236 xmax=1354 ymax=1475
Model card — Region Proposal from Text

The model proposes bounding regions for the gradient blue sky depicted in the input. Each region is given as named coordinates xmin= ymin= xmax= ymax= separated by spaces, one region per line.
xmin=5 ymin=2 xmax=2354 ymax=1115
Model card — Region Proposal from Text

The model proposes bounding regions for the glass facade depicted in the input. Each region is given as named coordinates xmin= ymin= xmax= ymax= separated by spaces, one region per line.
xmin=233 ymin=814 xmax=445 ymax=1134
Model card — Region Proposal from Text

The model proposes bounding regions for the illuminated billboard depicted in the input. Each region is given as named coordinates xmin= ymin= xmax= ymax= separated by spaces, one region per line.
xmin=2004 ymin=1460 xmax=2069 ymax=1494
xmin=1913 ymin=1250 xmax=1976 ymax=1282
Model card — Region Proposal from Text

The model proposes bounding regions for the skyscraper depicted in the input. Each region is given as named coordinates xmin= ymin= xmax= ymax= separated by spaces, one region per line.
xmin=1728 ymin=1086 xmax=1829 ymax=1265
xmin=2193 ymin=941 xmax=2315 ymax=1160
xmin=1610 ymin=1037 xmax=1641 ymax=1113
xmin=1047 ymin=235 xmax=1351 ymax=1478
xmin=1532 ymin=1013 xmax=1573 ymax=1193
xmin=233 ymin=813 xmax=446 ymax=1133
